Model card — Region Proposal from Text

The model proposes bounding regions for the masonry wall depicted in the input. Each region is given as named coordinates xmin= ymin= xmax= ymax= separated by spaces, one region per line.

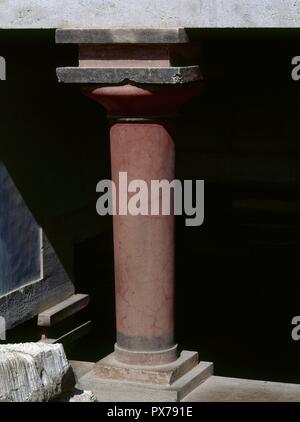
xmin=0 ymin=162 xmax=41 ymax=295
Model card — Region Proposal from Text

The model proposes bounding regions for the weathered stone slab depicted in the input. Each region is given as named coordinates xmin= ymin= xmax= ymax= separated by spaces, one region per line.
xmin=56 ymin=66 xmax=202 ymax=85
xmin=0 ymin=343 xmax=71 ymax=402
xmin=1 ymin=0 xmax=300 ymax=29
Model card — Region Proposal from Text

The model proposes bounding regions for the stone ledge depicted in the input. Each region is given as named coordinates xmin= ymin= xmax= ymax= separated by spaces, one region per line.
xmin=37 ymin=293 xmax=89 ymax=327
xmin=56 ymin=66 xmax=202 ymax=85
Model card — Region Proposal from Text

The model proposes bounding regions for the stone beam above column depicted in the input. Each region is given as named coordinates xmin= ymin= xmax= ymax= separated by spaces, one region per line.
xmin=1 ymin=0 xmax=300 ymax=28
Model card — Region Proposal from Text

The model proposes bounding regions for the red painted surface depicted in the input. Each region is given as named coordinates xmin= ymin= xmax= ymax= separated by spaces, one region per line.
xmin=85 ymin=84 xmax=200 ymax=363
xmin=85 ymin=84 xmax=199 ymax=118
xmin=111 ymin=122 xmax=175 ymax=340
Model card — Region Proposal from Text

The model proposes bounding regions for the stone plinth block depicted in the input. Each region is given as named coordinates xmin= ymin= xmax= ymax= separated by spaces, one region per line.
xmin=0 ymin=343 xmax=71 ymax=402
xmin=75 ymin=351 xmax=213 ymax=402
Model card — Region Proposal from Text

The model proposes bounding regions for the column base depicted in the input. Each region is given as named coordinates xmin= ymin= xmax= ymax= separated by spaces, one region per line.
xmin=74 ymin=351 xmax=213 ymax=402
xmin=114 ymin=343 xmax=178 ymax=366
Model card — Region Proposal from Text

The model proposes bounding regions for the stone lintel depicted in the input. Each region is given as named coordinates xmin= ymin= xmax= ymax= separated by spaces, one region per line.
xmin=56 ymin=28 xmax=191 ymax=45
xmin=3 ymin=1 xmax=300 ymax=29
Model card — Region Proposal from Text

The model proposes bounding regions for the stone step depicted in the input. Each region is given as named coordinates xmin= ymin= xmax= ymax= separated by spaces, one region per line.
xmin=90 ymin=350 xmax=199 ymax=385
xmin=174 ymin=360 xmax=214 ymax=401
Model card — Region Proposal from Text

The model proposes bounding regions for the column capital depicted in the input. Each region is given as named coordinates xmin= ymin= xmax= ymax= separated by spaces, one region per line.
xmin=82 ymin=84 xmax=202 ymax=120
xmin=56 ymin=27 xmax=202 ymax=86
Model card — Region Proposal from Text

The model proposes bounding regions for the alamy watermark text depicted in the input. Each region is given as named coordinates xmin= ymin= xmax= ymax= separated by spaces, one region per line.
xmin=96 ymin=172 xmax=204 ymax=227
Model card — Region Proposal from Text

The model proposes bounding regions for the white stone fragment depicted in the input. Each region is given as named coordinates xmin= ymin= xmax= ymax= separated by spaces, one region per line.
xmin=68 ymin=389 xmax=98 ymax=402
xmin=0 ymin=342 xmax=71 ymax=402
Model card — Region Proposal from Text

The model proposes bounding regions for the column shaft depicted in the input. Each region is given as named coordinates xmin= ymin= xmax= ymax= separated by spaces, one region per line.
xmin=110 ymin=121 xmax=176 ymax=363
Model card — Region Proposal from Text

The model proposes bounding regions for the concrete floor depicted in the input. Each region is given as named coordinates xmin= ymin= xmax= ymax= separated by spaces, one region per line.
xmin=183 ymin=376 xmax=300 ymax=402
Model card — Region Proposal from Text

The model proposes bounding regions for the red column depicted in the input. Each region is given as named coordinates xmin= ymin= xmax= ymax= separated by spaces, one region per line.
xmin=86 ymin=84 xmax=199 ymax=365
